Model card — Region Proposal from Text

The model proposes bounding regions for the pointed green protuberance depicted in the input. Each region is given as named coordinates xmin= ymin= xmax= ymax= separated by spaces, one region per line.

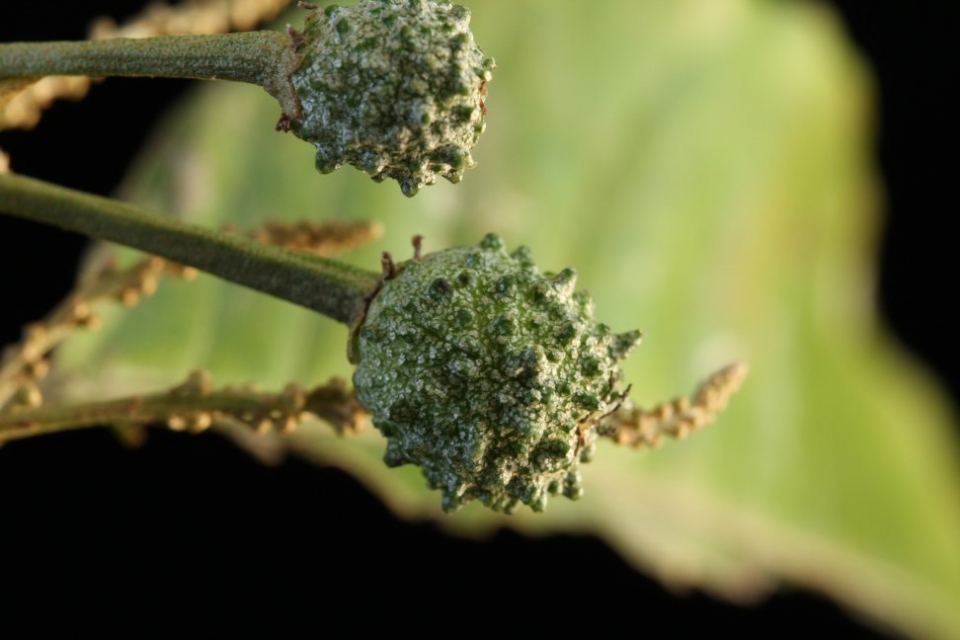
xmin=288 ymin=0 xmax=495 ymax=196
xmin=352 ymin=234 xmax=641 ymax=512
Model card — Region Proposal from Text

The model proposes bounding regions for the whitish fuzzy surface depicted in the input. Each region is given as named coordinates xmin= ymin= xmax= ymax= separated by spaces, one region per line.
xmin=353 ymin=234 xmax=640 ymax=512
xmin=289 ymin=0 xmax=494 ymax=196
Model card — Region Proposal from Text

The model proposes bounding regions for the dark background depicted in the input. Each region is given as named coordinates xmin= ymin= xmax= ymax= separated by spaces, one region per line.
xmin=0 ymin=1 xmax=955 ymax=636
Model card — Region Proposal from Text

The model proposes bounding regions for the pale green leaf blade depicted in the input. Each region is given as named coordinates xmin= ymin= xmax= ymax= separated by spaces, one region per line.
xmin=54 ymin=2 xmax=960 ymax=638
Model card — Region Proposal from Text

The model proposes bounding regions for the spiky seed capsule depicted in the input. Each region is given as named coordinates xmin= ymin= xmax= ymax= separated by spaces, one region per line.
xmin=288 ymin=0 xmax=495 ymax=196
xmin=352 ymin=234 xmax=641 ymax=513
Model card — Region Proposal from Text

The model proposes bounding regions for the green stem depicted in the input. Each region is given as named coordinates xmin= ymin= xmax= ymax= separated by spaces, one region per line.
xmin=0 ymin=31 xmax=299 ymax=114
xmin=0 ymin=173 xmax=381 ymax=325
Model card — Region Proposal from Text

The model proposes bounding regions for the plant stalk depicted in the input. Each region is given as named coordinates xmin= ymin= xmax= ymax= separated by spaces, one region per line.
xmin=0 ymin=31 xmax=299 ymax=114
xmin=0 ymin=374 xmax=363 ymax=443
xmin=0 ymin=173 xmax=381 ymax=325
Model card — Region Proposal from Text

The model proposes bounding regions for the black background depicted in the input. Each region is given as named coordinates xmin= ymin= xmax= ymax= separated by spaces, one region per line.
xmin=0 ymin=1 xmax=955 ymax=636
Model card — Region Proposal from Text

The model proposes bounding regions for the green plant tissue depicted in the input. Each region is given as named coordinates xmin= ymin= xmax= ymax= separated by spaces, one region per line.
xmin=54 ymin=2 xmax=960 ymax=638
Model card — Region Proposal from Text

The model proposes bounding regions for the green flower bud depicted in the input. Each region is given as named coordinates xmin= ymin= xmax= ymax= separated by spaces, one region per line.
xmin=288 ymin=0 xmax=495 ymax=196
xmin=352 ymin=234 xmax=641 ymax=513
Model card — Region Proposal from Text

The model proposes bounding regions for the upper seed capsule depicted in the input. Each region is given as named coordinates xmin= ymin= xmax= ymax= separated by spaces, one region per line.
xmin=286 ymin=0 xmax=495 ymax=196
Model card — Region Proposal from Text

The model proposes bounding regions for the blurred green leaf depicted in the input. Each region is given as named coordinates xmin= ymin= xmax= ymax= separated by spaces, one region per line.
xmin=55 ymin=1 xmax=960 ymax=637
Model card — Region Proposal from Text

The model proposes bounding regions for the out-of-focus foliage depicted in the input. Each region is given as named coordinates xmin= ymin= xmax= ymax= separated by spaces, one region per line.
xmin=55 ymin=1 xmax=960 ymax=638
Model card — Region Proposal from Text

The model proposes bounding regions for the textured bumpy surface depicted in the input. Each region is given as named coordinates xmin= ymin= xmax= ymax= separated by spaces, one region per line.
xmin=352 ymin=234 xmax=641 ymax=512
xmin=288 ymin=0 xmax=495 ymax=196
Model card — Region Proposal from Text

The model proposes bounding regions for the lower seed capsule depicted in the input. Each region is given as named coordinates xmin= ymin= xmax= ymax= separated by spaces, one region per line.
xmin=352 ymin=233 xmax=640 ymax=512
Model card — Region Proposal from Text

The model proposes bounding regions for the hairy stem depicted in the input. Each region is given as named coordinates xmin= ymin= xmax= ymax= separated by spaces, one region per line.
xmin=0 ymin=372 xmax=365 ymax=443
xmin=0 ymin=256 xmax=195 ymax=412
xmin=0 ymin=173 xmax=381 ymax=324
xmin=598 ymin=362 xmax=748 ymax=448
xmin=0 ymin=31 xmax=299 ymax=114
